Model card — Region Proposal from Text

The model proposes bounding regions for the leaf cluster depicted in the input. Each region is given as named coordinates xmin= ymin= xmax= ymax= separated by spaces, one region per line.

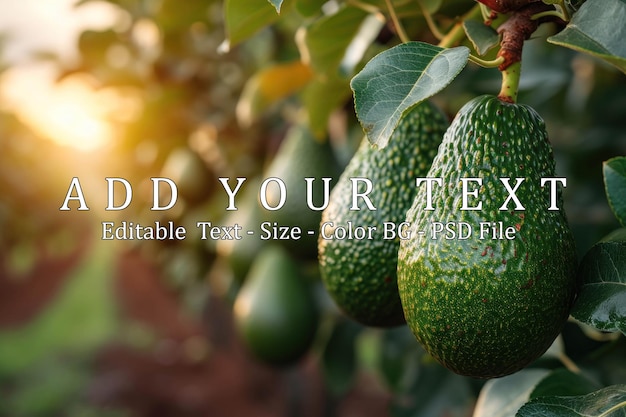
xmin=2 ymin=0 xmax=622 ymax=415
xmin=223 ymin=0 xmax=626 ymax=414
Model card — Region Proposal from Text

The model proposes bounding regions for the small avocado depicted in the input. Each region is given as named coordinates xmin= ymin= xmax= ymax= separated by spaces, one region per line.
xmin=318 ymin=101 xmax=449 ymax=327
xmin=261 ymin=124 xmax=339 ymax=259
xmin=234 ymin=245 xmax=319 ymax=366
xmin=216 ymin=178 xmax=263 ymax=283
xmin=161 ymin=147 xmax=214 ymax=203
xmin=398 ymin=95 xmax=578 ymax=378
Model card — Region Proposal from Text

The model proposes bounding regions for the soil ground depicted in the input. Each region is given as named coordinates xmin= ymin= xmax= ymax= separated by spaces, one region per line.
xmin=0 ymin=233 xmax=391 ymax=417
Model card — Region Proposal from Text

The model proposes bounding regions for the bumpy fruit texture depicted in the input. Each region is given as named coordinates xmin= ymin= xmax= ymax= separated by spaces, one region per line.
xmin=398 ymin=95 xmax=578 ymax=378
xmin=234 ymin=245 xmax=319 ymax=366
xmin=318 ymin=101 xmax=449 ymax=327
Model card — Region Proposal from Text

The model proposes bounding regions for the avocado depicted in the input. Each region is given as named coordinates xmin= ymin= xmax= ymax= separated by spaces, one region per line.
xmin=261 ymin=124 xmax=339 ymax=259
xmin=397 ymin=95 xmax=578 ymax=378
xmin=161 ymin=147 xmax=214 ymax=203
xmin=318 ymin=101 xmax=449 ymax=327
xmin=233 ymin=245 xmax=319 ymax=366
xmin=216 ymin=178 xmax=263 ymax=284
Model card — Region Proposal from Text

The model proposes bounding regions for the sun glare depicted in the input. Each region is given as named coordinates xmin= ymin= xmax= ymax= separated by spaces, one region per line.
xmin=1 ymin=67 xmax=121 ymax=152
xmin=0 ymin=0 xmax=131 ymax=153
xmin=32 ymin=83 xmax=115 ymax=152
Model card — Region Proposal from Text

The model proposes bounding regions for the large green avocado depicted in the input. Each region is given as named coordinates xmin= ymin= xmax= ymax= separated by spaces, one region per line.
xmin=234 ymin=245 xmax=319 ymax=366
xmin=318 ymin=101 xmax=449 ymax=327
xmin=397 ymin=95 xmax=578 ymax=378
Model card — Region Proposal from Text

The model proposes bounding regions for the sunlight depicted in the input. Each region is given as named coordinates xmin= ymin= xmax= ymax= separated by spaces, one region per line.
xmin=0 ymin=0 xmax=128 ymax=152
xmin=0 ymin=0 xmax=124 ymax=64
xmin=0 ymin=67 xmax=124 ymax=152
xmin=28 ymin=80 xmax=115 ymax=152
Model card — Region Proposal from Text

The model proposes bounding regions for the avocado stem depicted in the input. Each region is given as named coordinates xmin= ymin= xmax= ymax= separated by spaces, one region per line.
xmin=498 ymin=61 xmax=521 ymax=103
xmin=417 ymin=0 xmax=445 ymax=40
xmin=469 ymin=55 xmax=505 ymax=68
xmin=530 ymin=9 xmax=566 ymax=21
xmin=558 ymin=351 xmax=582 ymax=374
xmin=494 ymin=2 xmax=553 ymax=103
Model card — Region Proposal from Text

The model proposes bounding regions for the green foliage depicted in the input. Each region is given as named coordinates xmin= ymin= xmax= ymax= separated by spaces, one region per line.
xmin=529 ymin=369 xmax=601 ymax=398
xmin=548 ymin=0 xmax=626 ymax=74
xmin=224 ymin=0 xmax=281 ymax=46
xmin=463 ymin=19 xmax=500 ymax=56
xmin=3 ymin=0 xmax=626 ymax=414
xmin=473 ymin=369 xmax=552 ymax=417
xmin=302 ymin=73 xmax=353 ymax=137
xmin=517 ymin=384 xmax=626 ymax=417
xmin=267 ymin=0 xmax=284 ymax=13
xmin=572 ymin=228 xmax=626 ymax=335
xmin=320 ymin=319 xmax=361 ymax=395
xmin=302 ymin=6 xmax=369 ymax=75
xmin=350 ymin=43 xmax=469 ymax=148
xmin=604 ymin=157 xmax=626 ymax=227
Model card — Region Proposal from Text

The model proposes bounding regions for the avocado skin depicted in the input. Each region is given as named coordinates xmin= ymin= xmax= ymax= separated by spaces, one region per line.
xmin=318 ymin=101 xmax=448 ymax=327
xmin=217 ymin=178 xmax=263 ymax=284
xmin=234 ymin=245 xmax=319 ymax=366
xmin=262 ymin=125 xmax=339 ymax=259
xmin=398 ymin=95 xmax=578 ymax=378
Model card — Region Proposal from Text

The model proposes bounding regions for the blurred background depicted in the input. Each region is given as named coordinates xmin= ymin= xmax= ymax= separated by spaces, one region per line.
xmin=0 ymin=0 xmax=624 ymax=416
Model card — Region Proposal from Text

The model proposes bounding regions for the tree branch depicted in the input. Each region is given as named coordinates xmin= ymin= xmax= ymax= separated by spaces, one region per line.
xmin=495 ymin=2 xmax=553 ymax=70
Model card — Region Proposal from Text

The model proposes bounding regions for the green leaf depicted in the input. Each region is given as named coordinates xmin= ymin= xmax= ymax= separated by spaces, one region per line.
xmin=377 ymin=326 xmax=422 ymax=393
xmin=302 ymin=73 xmax=352 ymax=138
xmin=541 ymin=335 xmax=565 ymax=361
xmin=604 ymin=157 xmax=626 ymax=227
xmin=267 ymin=0 xmax=283 ymax=12
xmin=473 ymin=369 xmax=551 ymax=417
xmin=339 ymin=14 xmax=386 ymax=76
xmin=588 ymin=337 xmax=626 ymax=387
xmin=236 ymin=60 xmax=314 ymax=127
xmin=391 ymin=360 xmax=474 ymax=417
xmin=417 ymin=0 xmax=443 ymax=14
xmin=463 ymin=19 xmax=500 ymax=56
xmin=303 ymin=6 xmax=369 ymax=75
xmin=530 ymin=369 xmax=601 ymax=399
xmin=350 ymin=42 xmax=469 ymax=148
xmin=564 ymin=0 xmax=586 ymax=13
xmin=224 ymin=0 xmax=280 ymax=47
xmin=571 ymin=228 xmax=626 ymax=335
xmin=295 ymin=0 xmax=325 ymax=17
xmin=516 ymin=385 xmax=626 ymax=417
xmin=321 ymin=319 xmax=362 ymax=396
xmin=548 ymin=0 xmax=626 ymax=74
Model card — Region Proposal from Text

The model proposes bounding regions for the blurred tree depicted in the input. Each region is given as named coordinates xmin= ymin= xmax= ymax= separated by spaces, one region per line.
xmin=1 ymin=0 xmax=626 ymax=416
